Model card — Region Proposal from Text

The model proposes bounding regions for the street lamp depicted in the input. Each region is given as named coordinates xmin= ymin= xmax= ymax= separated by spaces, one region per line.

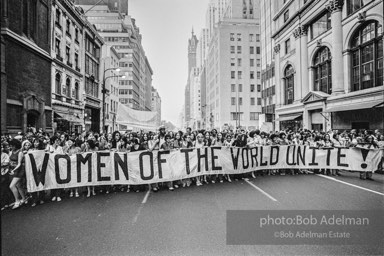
xmin=102 ymin=67 xmax=124 ymax=134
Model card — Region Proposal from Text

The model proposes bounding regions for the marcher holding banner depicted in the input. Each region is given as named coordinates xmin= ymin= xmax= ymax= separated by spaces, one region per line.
xmin=1 ymin=126 xmax=383 ymax=211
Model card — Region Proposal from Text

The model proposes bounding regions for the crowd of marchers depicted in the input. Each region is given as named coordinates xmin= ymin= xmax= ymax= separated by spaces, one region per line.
xmin=1 ymin=126 xmax=383 ymax=210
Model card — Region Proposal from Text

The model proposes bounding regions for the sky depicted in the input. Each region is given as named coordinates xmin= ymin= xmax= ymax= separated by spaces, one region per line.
xmin=128 ymin=0 xmax=210 ymax=126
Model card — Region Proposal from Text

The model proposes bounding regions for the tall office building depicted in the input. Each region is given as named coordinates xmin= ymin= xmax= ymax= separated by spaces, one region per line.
xmin=259 ymin=0 xmax=277 ymax=131
xmin=203 ymin=0 xmax=262 ymax=130
xmin=184 ymin=30 xmax=199 ymax=128
xmin=78 ymin=4 xmax=154 ymax=111
xmin=75 ymin=0 xmax=128 ymax=15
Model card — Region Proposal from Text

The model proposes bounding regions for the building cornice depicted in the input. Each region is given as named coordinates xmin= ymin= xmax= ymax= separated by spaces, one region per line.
xmin=53 ymin=59 xmax=83 ymax=77
xmin=1 ymin=28 xmax=52 ymax=61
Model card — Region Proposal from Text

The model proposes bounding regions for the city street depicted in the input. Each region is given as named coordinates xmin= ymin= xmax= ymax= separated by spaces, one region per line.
xmin=2 ymin=171 xmax=384 ymax=256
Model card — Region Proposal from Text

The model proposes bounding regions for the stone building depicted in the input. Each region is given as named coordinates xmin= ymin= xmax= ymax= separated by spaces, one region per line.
xmin=1 ymin=0 xmax=53 ymax=135
xmin=273 ymin=0 xmax=383 ymax=132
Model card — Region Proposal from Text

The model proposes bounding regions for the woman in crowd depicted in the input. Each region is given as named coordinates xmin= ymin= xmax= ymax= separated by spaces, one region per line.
xmin=86 ymin=139 xmax=98 ymax=197
xmin=30 ymin=138 xmax=46 ymax=207
xmin=64 ymin=139 xmax=81 ymax=198
xmin=8 ymin=139 xmax=27 ymax=209
xmin=1 ymin=142 xmax=12 ymax=210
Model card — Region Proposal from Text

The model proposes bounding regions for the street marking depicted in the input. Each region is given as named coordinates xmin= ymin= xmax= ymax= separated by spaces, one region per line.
xmin=245 ymin=180 xmax=278 ymax=202
xmin=142 ymin=190 xmax=150 ymax=204
xmin=133 ymin=190 xmax=151 ymax=224
xmin=316 ymin=174 xmax=384 ymax=196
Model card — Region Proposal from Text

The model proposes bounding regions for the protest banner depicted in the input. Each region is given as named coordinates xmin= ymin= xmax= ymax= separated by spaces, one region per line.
xmin=25 ymin=146 xmax=383 ymax=192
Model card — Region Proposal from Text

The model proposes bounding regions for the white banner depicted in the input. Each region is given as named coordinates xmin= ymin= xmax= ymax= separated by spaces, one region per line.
xmin=25 ymin=146 xmax=383 ymax=192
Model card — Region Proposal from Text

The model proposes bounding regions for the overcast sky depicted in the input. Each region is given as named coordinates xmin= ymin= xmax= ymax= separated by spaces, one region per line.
xmin=128 ymin=0 xmax=210 ymax=126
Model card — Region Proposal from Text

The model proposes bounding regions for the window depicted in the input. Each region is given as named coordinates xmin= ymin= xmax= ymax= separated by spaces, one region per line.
xmin=257 ymin=84 xmax=261 ymax=92
xmin=230 ymin=46 xmax=235 ymax=54
xmin=238 ymin=58 xmax=242 ymax=66
xmin=249 ymin=34 xmax=254 ymax=42
xmin=231 ymin=71 xmax=235 ymax=79
xmin=231 ymin=84 xmax=236 ymax=92
xmin=237 ymin=46 xmax=242 ymax=54
xmin=285 ymin=39 xmax=291 ymax=54
xmin=310 ymin=12 xmax=331 ymax=39
xmin=231 ymin=112 xmax=243 ymax=121
xmin=257 ymin=98 xmax=261 ymax=105
xmin=66 ymin=46 xmax=70 ymax=63
xmin=238 ymin=84 xmax=242 ymax=92
xmin=257 ymin=72 xmax=260 ymax=79
xmin=238 ymin=71 xmax=242 ymax=79
xmin=75 ymin=28 xmax=79 ymax=42
xmin=250 ymin=112 xmax=259 ymax=120
xmin=250 ymin=71 xmax=254 ymax=79
xmin=251 ymin=97 xmax=255 ymax=105
xmin=256 ymin=34 xmax=260 ymax=42
xmin=347 ymin=0 xmax=370 ymax=16
xmin=74 ymin=82 xmax=79 ymax=100
xmin=66 ymin=19 xmax=71 ymax=36
xmin=230 ymin=33 xmax=234 ymax=41
xmin=55 ymin=9 xmax=61 ymax=26
xmin=250 ymin=46 xmax=254 ymax=54
xmin=55 ymin=73 xmax=61 ymax=94
xmin=284 ymin=10 xmax=289 ymax=22
xmin=256 ymin=59 xmax=260 ymax=67
xmin=250 ymin=59 xmax=254 ymax=67
xmin=75 ymin=53 xmax=79 ymax=68
xmin=250 ymin=84 xmax=255 ymax=92
xmin=351 ymin=21 xmax=383 ymax=91
xmin=231 ymin=58 xmax=235 ymax=66
xmin=284 ymin=65 xmax=295 ymax=104
xmin=231 ymin=97 xmax=236 ymax=105
xmin=237 ymin=33 xmax=241 ymax=41
xmin=239 ymin=97 xmax=243 ymax=105
xmin=66 ymin=78 xmax=71 ymax=98
xmin=55 ymin=38 xmax=61 ymax=56
xmin=256 ymin=47 xmax=260 ymax=54
xmin=313 ymin=47 xmax=332 ymax=94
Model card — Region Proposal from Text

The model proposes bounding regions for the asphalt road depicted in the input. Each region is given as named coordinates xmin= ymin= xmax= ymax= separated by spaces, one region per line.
xmin=2 ymin=171 xmax=384 ymax=256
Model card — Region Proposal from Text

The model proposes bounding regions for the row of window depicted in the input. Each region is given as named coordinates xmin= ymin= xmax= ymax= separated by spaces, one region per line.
xmin=55 ymin=8 xmax=80 ymax=42
xmin=85 ymin=77 xmax=99 ymax=98
xmin=230 ymin=97 xmax=261 ymax=106
xmin=85 ymin=55 xmax=100 ymax=79
xmin=230 ymin=58 xmax=260 ymax=67
xmin=230 ymin=33 xmax=260 ymax=42
xmin=230 ymin=46 xmax=261 ymax=55
xmin=54 ymin=38 xmax=80 ymax=69
xmin=54 ymin=73 xmax=80 ymax=100
xmin=230 ymin=112 xmax=259 ymax=121
xmin=261 ymin=66 xmax=275 ymax=82
xmin=261 ymin=86 xmax=276 ymax=99
xmin=281 ymin=21 xmax=383 ymax=105
xmin=231 ymin=84 xmax=261 ymax=93
xmin=262 ymin=105 xmax=276 ymax=115
xmin=230 ymin=71 xmax=261 ymax=79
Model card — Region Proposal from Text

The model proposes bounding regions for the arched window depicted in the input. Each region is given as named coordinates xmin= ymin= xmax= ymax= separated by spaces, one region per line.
xmin=66 ymin=78 xmax=71 ymax=98
xmin=55 ymin=73 xmax=61 ymax=94
xmin=74 ymin=82 xmax=79 ymax=100
xmin=313 ymin=47 xmax=332 ymax=94
xmin=284 ymin=65 xmax=294 ymax=105
xmin=351 ymin=21 xmax=383 ymax=91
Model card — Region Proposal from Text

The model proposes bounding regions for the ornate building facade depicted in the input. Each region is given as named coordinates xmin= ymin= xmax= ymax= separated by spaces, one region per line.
xmin=273 ymin=0 xmax=383 ymax=132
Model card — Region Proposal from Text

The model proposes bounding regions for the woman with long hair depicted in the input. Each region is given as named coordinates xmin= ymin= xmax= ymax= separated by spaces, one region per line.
xmin=8 ymin=139 xmax=28 ymax=209
xmin=30 ymin=137 xmax=46 ymax=207
xmin=64 ymin=139 xmax=81 ymax=198
xmin=86 ymin=139 xmax=98 ymax=197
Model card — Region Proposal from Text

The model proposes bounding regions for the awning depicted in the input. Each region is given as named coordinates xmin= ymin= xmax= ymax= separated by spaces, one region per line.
xmin=276 ymin=114 xmax=302 ymax=122
xmin=324 ymin=100 xmax=383 ymax=113
xmin=54 ymin=112 xmax=83 ymax=124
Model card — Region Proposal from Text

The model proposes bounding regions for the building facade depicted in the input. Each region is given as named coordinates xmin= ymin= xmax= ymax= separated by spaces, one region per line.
xmin=1 ymin=0 xmax=53 ymax=135
xmin=151 ymin=86 xmax=162 ymax=127
xmin=101 ymin=44 xmax=120 ymax=133
xmin=184 ymin=30 xmax=199 ymax=128
xmin=273 ymin=0 xmax=383 ymax=132
xmin=51 ymin=0 xmax=85 ymax=134
xmin=206 ymin=19 xmax=262 ymax=130
xmin=83 ymin=19 xmax=104 ymax=133
xmin=259 ymin=0 xmax=277 ymax=132
xmin=80 ymin=5 xmax=154 ymax=111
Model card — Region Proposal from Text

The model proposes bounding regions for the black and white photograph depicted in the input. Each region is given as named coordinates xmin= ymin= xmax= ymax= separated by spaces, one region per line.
xmin=1 ymin=0 xmax=384 ymax=255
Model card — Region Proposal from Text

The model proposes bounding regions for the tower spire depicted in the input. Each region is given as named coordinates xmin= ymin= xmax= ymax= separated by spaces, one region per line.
xmin=192 ymin=27 xmax=194 ymax=36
